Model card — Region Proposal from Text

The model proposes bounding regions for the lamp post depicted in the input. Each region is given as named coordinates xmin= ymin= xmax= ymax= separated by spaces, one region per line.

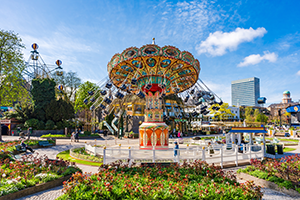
xmin=278 ymin=109 xmax=282 ymax=128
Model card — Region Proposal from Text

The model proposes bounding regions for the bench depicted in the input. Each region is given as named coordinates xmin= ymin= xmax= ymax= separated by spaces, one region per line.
xmin=38 ymin=140 xmax=52 ymax=147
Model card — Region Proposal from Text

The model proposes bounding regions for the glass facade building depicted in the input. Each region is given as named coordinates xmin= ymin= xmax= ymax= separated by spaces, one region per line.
xmin=231 ymin=77 xmax=260 ymax=107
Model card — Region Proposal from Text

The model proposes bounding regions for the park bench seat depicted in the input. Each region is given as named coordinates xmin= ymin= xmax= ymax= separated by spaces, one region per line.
xmin=38 ymin=140 xmax=52 ymax=147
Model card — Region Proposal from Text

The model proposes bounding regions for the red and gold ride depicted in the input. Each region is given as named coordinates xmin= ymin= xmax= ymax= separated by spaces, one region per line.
xmin=107 ymin=40 xmax=200 ymax=149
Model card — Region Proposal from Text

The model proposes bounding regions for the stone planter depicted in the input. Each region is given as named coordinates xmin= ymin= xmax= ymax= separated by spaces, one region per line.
xmin=237 ymin=172 xmax=300 ymax=198
xmin=41 ymin=136 xmax=100 ymax=140
xmin=0 ymin=175 xmax=71 ymax=200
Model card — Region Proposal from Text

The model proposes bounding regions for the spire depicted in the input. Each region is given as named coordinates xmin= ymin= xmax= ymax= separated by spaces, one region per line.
xmin=152 ymin=38 xmax=155 ymax=45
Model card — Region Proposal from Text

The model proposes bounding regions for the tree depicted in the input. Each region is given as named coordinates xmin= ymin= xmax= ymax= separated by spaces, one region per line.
xmin=0 ymin=30 xmax=30 ymax=141
xmin=45 ymin=98 xmax=75 ymax=122
xmin=52 ymin=71 xmax=81 ymax=101
xmin=10 ymin=78 xmax=75 ymax=129
xmin=209 ymin=103 xmax=234 ymax=121
xmin=74 ymin=81 xmax=99 ymax=112
xmin=245 ymin=107 xmax=254 ymax=122
xmin=255 ymin=113 xmax=268 ymax=123
xmin=31 ymin=78 xmax=56 ymax=121
xmin=254 ymin=109 xmax=260 ymax=118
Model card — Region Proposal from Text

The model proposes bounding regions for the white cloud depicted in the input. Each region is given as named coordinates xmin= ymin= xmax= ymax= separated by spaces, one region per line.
xmin=196 ymin=27 xmax=267 ymax=56
xmin=238 ymin=51 xmax=278 ymax=67
xmin=297 ymin=70 xmax=300 ymax=76
xmin=157 ymin=0 xmax=223 ymax=41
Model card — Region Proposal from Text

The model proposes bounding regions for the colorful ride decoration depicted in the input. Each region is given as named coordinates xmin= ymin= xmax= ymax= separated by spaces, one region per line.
xmin=107 ymin=44 xmax=200 ymax=149
xmin=58 ymin=85 xmax=63 ymax=91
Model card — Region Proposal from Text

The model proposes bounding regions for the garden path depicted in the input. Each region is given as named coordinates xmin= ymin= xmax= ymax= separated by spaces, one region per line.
xmin=3 ymin=136 xmax=299 ymax=200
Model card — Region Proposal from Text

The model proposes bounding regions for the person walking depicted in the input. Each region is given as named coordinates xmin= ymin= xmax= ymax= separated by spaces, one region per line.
xmin=174 ymin=141 xmax=179 ymax=161
xmin=75 ymin=128 xmax=80 ymax=142
xmin=71 ymin=132 xmax=75 ymax=142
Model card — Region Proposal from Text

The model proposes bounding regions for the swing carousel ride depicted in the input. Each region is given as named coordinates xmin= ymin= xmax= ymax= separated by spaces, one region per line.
xmin=85 ymin=39 xmax=223 ymax=150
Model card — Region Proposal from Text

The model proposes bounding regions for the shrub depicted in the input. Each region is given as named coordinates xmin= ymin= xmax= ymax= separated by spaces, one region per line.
xmin=56 ymin=121 xmax=65 ymax=130
xmin=45 ymin=120 xmax=55 ymax=130
xmin=41 ymin=134 xmax=66 ymax=138
xmin=37 ymin=120 xmax=45 ymax=130
xmin=84 ymin=131 xmax=91 ymax=135
xmin=24 ymin=118 xmax=39 ymax=129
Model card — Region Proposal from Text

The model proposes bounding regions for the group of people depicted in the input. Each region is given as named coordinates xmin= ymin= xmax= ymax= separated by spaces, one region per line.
xmin=71 ymin=128 xmax=80 ymax=142
xmin=170 ymin=129 xmax=183 ymax=138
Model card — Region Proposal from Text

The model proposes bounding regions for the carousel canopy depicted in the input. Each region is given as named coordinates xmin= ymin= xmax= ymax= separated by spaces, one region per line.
xmin=107 ymin=44 xmax=200 ymax=95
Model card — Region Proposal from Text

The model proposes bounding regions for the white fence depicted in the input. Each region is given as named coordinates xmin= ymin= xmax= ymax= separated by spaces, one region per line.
xmin=86 ymin=143 xmax=264 ymax=168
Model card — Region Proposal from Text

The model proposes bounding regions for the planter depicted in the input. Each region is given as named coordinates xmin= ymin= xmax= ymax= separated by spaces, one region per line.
xmin=237 ymin=172 xmax=300 ymax=198
xmin=41 ymin=136 xmax=100 ymax=140
xmin=284 ymin=143 xmax=299 ymax=146
xmin=277 ymin=144 xmax=283 ymax=154
xmin=266 ymin=145 xmax=275 ymax=155
xmin=0 ymin=175 xmax=72 ymax=200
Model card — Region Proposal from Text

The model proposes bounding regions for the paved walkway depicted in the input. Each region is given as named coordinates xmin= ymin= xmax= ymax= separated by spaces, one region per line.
xmin=2 ymin=136 xmax=299 ymax=200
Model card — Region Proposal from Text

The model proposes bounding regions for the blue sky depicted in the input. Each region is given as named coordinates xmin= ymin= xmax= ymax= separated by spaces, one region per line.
xmin=1 ymin=0 xmax=300 ymax=105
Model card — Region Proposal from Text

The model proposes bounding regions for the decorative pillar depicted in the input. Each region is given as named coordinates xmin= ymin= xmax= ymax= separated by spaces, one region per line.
xmin=139 ymin=91 xmax=169 ymax=150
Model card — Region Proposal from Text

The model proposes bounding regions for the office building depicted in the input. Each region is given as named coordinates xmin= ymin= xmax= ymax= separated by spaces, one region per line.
xmin=231 ymin=77 xmax=260 ymax=107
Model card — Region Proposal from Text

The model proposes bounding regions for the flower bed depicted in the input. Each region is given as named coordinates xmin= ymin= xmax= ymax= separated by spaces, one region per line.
xmin=237 ymin=156 xmax=300 ymax=193
xmin=0 ymin=153 xmax=81 ymax=197
xmin=58 ymin=160 xmax=262 ymax=199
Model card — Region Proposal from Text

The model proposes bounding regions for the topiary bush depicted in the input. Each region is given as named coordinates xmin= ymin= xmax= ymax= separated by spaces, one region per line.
xmin=37 ymin=120 xmax=45 ymax=130
xmin=45 ymin=120 xmax=55 ymax=130
xmin=56 ymin=121 xmax=65 ymax=130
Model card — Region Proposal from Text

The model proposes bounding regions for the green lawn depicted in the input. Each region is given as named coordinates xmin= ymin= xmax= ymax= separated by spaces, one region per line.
xmin=56 ymin=150 xmax=102 ymax=166
xmin=283 ymin=147 xmax=296 ymax=152
xmin=266 ymin=138 xmax=299 ymax=143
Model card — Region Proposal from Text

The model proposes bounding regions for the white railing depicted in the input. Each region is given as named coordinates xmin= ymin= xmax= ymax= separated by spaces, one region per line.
xmin=96 ymin=144 xmax=264 ymax=168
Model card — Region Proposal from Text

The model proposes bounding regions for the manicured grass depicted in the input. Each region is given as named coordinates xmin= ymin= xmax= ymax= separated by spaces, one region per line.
xmin=283 ymin=147 xmax=296 ymax=152
xmin=56 ymin=150 xmax=102 ymax=166
xmin=266 ymin=137 xmax=299 ymax=143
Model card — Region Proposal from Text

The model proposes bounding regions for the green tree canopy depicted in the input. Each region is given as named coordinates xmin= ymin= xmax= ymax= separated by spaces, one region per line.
xmin=74 ymin=81 xmax=100 ymax=112
xmin=209 ymin=103 xmax=234 ymax=121
xmin=31 ymin=78 xmax=56 ymax=121
xmin=45 ymin=98 xmax=75 ymax=122
xmin=0 ymin=30 xmax=30 ymax=109
xmin=255 ymin=113 xmax=268 ymax=123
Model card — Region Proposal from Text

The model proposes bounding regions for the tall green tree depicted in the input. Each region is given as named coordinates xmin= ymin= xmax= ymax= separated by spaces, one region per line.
xmin=45 ymin=98 xmax=74 ymax=122
xmin=0 ymin=30 xmax=30 ymax=108
xmin=74 ymin=81 xmax=100 ymax=112
xmin=31 ymin=78 xmax=56 ymax=121
xmin=0 ymin=30 xmax=30 ymax=140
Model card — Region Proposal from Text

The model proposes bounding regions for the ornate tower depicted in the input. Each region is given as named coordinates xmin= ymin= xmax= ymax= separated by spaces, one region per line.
xmin=282 ymin=91 xmax=292 ymax=103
